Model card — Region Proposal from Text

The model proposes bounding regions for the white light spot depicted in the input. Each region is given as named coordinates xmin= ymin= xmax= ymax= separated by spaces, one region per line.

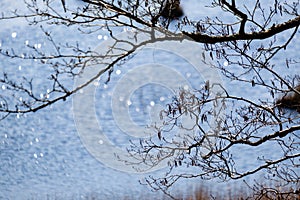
xmin=223 ymin=61 xmax=229 ymax=66
xmin=47 ymin=89 xmax=51 ymax=93
xmin=119 ymin=96 xmax=124 ymax=102
xmin=183 ymin=85 xmax=189 ymax=90
xmin=0 ymin=42 xmax=2 ymax=47
xmin=33 ymin=153 xmax=38 ymax=159
xmin=20 ymin=54 xmax=25 ymax=59
xmin=127 ymin=100 xmax=132 ymax=106
xmin=79 ymin=89 xmax=84 ymax=93
xmin=93 ymin=81 xmax=100 ymax=87
xmin=103 ymin=35 xmax=108 ymax=40
xmin=34 ymin=44 xmax=42 ymax=49
xmin=25 ymin=40 xmax=29 ymax=45
xmin=45 ymin=93 xmax=50 ymax=99
xmin=11 ymin=32 xmax=17 ymax=38
xmin=40 ymin=93 xmax=44 ymax=98
xmin=150 ymin=101 xmax=155 ymax=106
xmin=98 ymin=140 xmax=103 ymax=144
xmin=18 ymin=65 xmax=22 ymax=70
xmin=135 ymin=107 xmax=140 ymax=112
xmin=2 ymin=85 xmax=6 ymax=90
xmin=16 ymin=114 xmax=20 ymax=119
xmin=4 ymin=134 xmax=7 ymax=138
xmin=30 ymin=141 xmax=33 ymax=145
xmin=35 ymin=138 xmax=39 ymax=143
xmin=160 ymin=96 xmax=165 ymax=101
xmin=186 ymin=73 xmax=191 ymax=78
xmin=19 ymin=97 xmax=23 ymax=102
xmin=40 ymin=153 xmax=44 ymax=157
xmin=116 ymin=69 xmax=121 ymax=75
xmin=103 ymin=84 xmax=108 ymax=89
xmin=97 ymin=35 xmax=103 ymax=40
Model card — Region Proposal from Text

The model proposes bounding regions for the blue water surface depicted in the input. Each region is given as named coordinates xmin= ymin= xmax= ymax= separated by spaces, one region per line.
xmin=0 ymin=0 xmax=299 ymax=199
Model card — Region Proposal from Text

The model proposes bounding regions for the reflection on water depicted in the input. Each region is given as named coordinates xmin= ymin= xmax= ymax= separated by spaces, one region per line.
xmin=1 ymin=0 xmax=300 ymax=199
xmin=0 ymin=100 xmax=160 ymax=199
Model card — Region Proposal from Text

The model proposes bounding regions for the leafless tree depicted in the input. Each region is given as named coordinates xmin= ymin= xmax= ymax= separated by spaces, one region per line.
xmin=0 ymin=0 xmax=299 ymax=199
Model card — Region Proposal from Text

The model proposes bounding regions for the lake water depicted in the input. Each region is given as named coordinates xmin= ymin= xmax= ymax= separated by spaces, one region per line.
xmin=0 ymin=1 xmax=299 ymax=199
